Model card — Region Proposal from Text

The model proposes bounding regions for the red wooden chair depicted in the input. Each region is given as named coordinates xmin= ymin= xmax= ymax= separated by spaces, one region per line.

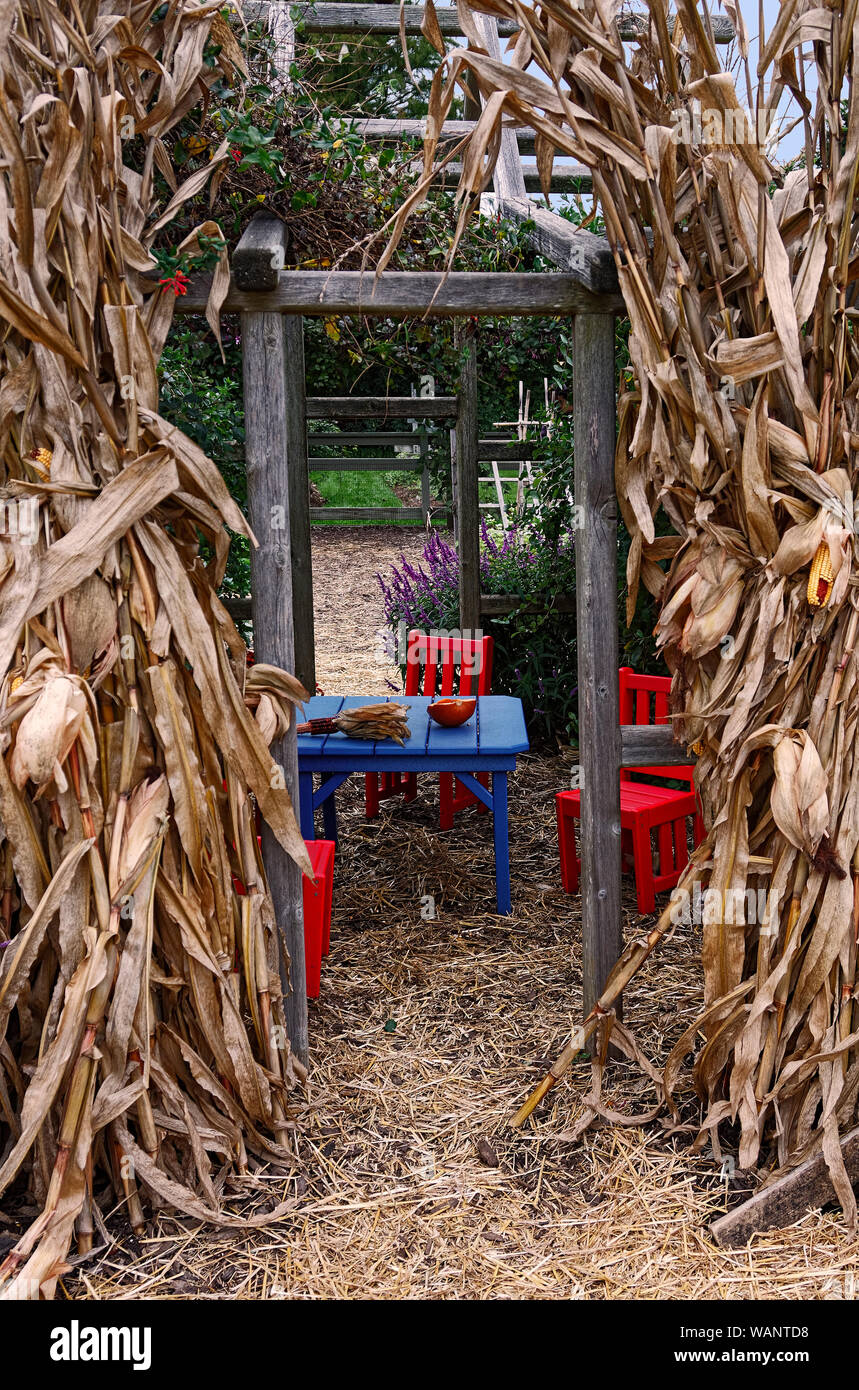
xmin=366 ymin=629 xmax=494 ymax=829
xmin=556 ymin=667 xmax=705 ymax=914
xmin=234 ymin=838 xmax=335 ymax=999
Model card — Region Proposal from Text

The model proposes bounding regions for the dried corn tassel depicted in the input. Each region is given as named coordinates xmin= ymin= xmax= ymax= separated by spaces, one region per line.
xmin=807 ymin=541 xmax=834 ymax=608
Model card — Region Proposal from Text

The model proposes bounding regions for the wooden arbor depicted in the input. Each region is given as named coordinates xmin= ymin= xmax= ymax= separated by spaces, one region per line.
xmin=175 ymin=216 xmax=688 ymax=1061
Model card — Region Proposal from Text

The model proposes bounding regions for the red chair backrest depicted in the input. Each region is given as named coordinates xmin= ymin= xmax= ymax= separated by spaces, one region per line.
xmin=405 ymin=630 xmax=494 ymax=698
xmin=619 ymin=666 xmax=694 ymax=787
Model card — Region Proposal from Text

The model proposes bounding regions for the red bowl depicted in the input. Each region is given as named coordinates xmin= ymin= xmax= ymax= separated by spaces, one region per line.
xmin=427 ymin=697 xmax=476 ymax=727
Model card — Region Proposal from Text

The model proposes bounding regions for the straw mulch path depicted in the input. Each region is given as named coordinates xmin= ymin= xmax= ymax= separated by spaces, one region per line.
xmin=52 ymin=530 xmax=859 ymax=1299
xmin=310 ymin=526 xmax=436 ymax=694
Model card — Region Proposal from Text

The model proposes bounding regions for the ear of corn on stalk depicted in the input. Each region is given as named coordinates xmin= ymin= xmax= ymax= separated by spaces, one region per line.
xmin=807 ymin=542 xmax=835 ymax=609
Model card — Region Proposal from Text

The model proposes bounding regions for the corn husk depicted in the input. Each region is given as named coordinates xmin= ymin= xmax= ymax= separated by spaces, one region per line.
xmin=404 ymin=0 xmax=859 ymax=1208
xmin=0 ymin=1 xmax=310 ymax=1299
xmin=298 ymin=703 xmax=412 ymax=744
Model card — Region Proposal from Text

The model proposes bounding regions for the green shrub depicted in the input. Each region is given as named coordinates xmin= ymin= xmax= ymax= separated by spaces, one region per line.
xmin=378 ymin=524 xmax=578 ymax=744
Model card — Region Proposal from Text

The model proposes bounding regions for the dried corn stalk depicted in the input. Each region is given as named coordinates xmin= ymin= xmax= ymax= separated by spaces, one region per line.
xmin=0 ymin=1 xmax=311 ymax=1299
xmin=407 ymin=0 xmax=859 ymax=1208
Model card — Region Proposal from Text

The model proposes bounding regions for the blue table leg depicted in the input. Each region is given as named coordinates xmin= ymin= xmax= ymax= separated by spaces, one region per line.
xmin=321 ymin=789 xmax=338 ymax=845
xmin=298 ymin=772 xmax=315 ymax=840
xmin=492 ymin=772 xmax=511 ymax=914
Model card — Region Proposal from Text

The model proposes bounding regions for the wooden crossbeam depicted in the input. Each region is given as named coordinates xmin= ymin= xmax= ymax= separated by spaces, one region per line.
xmin=493 ymin=195 xmax=620 ymax=295
xmin=307 ymin=457 xmax=422 ymax=471
xmin=620 ymin=724 xmax=694 ymax=766
xmin=309 ymin=505 xmax=432 ymax=520
xmin=432 ymin=161 xmax=593 ymax=193
xmin=710 ymin=1128 xmax=859 ymax=1247
xmin=174 ymin=269 xmax=624 ymax=316
xmin=477 ymin=440 xmax=534 ymax=462
xmin=308 ymin=431 xmax=424 ymax=446
xmin=245 ymin=3 xmax=735 ymax=42
xmin=306 ymin=396 xmax=458 ymax=418
xmin=353 ymin=118 xmax=539 ymax=153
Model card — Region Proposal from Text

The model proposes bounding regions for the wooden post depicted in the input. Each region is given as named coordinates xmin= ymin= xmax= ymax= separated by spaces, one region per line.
xmin=419 ymin=425 xmax=431 ymax=527
xmin=238 ymin=213 xmax=309 ymax=1065
xmin=283 ymin=316 xmax=315 ymax=694
xmin=476 ymin=16 xmax=528 ymax=205
xmin=462 ymin=69 xmax=481 ymax=122
xmin=456 ymin=338 xmax=480 ymax=633
xmin=574 ymin=314 xmax=622 ymax=1017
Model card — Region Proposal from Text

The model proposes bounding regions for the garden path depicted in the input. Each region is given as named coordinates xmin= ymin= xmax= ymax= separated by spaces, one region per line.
xmin=310 ymin=525 xmax=441 ymax=695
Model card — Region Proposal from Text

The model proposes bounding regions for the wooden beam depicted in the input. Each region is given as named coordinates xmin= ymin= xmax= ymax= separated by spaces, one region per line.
xmin=223 ymin=595 xmax=252 ymax=621
xmin=456 ymin=340 xmax=480 ymax=633
xmin=477 ymin=440 xmax=535 ymax=461
xmin=265 ymin=0 xmax=294 ymax=90
xmin=246 ymin=3 xmax=735 ymax=42
xmin=495 ymin=197 xmax=620 ymax=297
xmin=574 ymin=314 xmax=622 ymax=1017
xmin=309 ymin=506 xmax=443 ymax=521
xmin=232 ymin=210 xmax=287 ymax=291
xmin=480 ymin=594 xmax=576 ymax=615
xmin=353 ymin=118 xmax=539 ymax=153
xmin=620 ymin=723 xmax=694 ymax=767
xmin=710 ymin=1128 xmax=859 ymax=1247
xmin=306 ymin=396 xmax=457 ymax=419
xmin=307 ymin=457 xmax=423 ymax=471
xmin=174 ymin=270 xmax=623 ymax=316
xmin=477 ymin=14 xmax=528 ymax=206
xmin=308 ymin=431 xmax=426 ymax=446
xmin=284 ymin=317 xmax=315 ymax=696
xmin=241 ymin=310 xmax=308 ymax=1065
xmin=290 ymin=3 xmax=520 ymax=36
xmin=433 ymin=161 xmax=593 ymax=193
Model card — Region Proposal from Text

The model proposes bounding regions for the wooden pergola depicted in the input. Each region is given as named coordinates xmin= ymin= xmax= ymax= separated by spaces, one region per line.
xmin=175 ymin=217 xmax=686 ymax=1065
xmin=172 ymin=1 xmax=725 ymax=1060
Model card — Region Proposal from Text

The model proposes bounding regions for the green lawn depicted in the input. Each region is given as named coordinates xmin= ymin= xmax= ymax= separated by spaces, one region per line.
xmin=311 ymin=468 xmax=404 ymax=510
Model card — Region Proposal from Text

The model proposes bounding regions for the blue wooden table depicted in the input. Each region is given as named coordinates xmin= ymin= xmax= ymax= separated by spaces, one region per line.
xmin=296 ymin=695 xmax=529 ymax=914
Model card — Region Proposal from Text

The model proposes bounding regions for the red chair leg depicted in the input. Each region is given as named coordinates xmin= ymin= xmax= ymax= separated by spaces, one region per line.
xmin=365 ymin=772 xmax=379 ymax=818
xmin=403 ymin=772 xmax=418 ymax=803
xmin=556 ymin=798 xmax=580 ymax=894
xmin=657 ymin=821 xmax=674 ymax=879
xmin=673 ymin=816 xmax=689 ymax=875
xmin=631 ymin=821 xmax=656 ymax=914
xmin=439 ymin=772 xmax=454 ymax=830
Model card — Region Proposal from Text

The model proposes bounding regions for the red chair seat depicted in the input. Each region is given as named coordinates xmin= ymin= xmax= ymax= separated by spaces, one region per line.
xmin=556 ymin=667 xmax=705 ymax=914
